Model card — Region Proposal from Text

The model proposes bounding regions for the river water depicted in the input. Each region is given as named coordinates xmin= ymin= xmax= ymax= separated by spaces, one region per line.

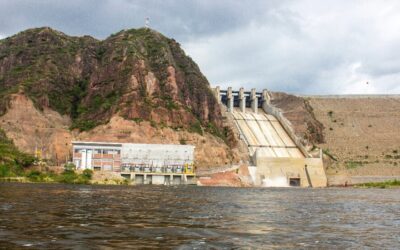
xmin=0 ymin=183 xmax=399 ymax=249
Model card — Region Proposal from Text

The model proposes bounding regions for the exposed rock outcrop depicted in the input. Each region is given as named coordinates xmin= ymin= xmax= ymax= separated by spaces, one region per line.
xmin=0 ymin=27 xmax=244 ymax=168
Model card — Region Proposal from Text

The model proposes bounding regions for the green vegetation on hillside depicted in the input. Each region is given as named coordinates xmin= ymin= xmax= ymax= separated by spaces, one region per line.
xmin=0 ymin=27 xmax=228 ymax=144
xmin=0 ymin=128 xmax=93 ymax=184
xmin=0 ymin=128 xmax=35 ymax=177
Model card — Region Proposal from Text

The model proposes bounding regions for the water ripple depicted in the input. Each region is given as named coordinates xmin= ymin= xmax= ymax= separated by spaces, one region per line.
xmin=0 ymin=183 xmax=399 ymax=249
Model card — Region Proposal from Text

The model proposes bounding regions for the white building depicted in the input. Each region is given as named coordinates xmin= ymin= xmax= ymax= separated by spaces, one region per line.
xmin=72 ymin=141 xmax=195 ymax=172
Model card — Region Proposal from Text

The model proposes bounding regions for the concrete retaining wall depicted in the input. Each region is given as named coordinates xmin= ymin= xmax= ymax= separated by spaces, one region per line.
xmin=262 ymin=103 xmax=311 ymax=157
xmin=254 ymin=155 xmax=327 ymax=187
xmin=304 ymin=158 xmax=328 ymax=187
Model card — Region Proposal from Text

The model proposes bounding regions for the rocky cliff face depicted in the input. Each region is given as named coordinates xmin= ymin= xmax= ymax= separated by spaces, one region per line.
xmin=0 ymin=27 xmax=241 ymax=167
xmin=0 ymin=27 xmax=222 ymax=132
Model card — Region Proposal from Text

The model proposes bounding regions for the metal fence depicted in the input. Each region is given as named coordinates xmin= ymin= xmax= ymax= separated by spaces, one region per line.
xmin=121 ymin=164 xmax=194 ymax=174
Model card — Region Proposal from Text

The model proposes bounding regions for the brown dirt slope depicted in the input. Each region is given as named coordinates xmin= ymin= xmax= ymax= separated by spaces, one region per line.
xmin=271 ymin=93 xmax=400 ymax=176
xmin=309 ymin=96 xmax=400 ymax=176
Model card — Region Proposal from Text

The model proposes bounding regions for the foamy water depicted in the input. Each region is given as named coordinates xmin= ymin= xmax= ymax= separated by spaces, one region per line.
xmin=262 ymin=177 xmax=290 ymax=187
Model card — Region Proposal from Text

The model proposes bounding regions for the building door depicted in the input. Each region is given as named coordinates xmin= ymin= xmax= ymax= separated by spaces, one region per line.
xmin=81 ymin=150 xmax=86 ymax=169
xmin=86 ymin=150 xmax=93 ymax=169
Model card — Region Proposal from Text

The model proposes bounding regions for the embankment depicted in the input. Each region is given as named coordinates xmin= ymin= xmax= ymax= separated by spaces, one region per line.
xmin=270 ymin=93 xmax=400 ymax=185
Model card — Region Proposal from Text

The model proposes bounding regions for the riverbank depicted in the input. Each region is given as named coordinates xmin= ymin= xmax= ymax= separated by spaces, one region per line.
xmin=0 ymin=170 xmax=130 ymax=185
xmin=0 ymin=176 xmax=129 ymax=185
xmin=2 ymin=174 xmax=399 ymax=188
xmin=354 ymin=179 xmax=400 ymax=188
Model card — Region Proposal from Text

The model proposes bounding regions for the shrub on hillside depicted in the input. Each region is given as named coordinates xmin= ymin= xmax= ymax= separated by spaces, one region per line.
xmin=64 ymin=162 xmax=76 ymax=172
xmin=82 ymin=169 xmax=93 ymax=179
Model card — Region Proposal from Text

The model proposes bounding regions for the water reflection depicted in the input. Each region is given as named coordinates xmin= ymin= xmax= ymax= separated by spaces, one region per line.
xmin=0 ymin=183 xmax=399 ymax=249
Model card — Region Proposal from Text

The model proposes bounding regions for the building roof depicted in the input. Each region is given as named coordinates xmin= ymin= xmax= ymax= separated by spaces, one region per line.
xmin=71 ymin=141 xmax=195 ymax=149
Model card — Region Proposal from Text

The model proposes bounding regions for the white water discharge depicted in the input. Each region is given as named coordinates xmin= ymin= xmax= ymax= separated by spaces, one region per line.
xmin=247 ymin=166 xmax=258 ymax=184
xmin=262 ymin=177 xmax=289 ymax=187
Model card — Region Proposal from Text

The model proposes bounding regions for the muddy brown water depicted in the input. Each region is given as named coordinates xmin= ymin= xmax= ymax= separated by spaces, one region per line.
xmin=0 ymin=183 xmax=399 ymax=249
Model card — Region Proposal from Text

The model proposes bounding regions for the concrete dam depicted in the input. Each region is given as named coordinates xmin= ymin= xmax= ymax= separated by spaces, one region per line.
xmin=214 ymin=87 xmax=327 ymax=187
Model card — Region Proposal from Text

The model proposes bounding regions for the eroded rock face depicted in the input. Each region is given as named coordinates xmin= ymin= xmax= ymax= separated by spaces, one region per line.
xmin=77 ymin=116 xmax=243 ymax=168
xmin=0 ymin=94 xmax=244 ymax=168
xmin=0 ymin=27 xmax=241 ymax=168
xmin=144 ymin=71 xmax=158 ymax=96
xmin=166 ymin=66 xmax=178 ymax=99
xmin=0 ymin=94 xmax=72 ymax=163
xmin=0 ymin=27 xmax=224 ymax=134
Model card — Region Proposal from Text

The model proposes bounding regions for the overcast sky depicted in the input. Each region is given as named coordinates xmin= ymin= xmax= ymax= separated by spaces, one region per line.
xmin=1 ymin=0 xmax=400 ymax=94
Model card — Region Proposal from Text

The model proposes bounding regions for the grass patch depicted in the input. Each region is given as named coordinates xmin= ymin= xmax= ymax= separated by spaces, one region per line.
xmin=345 ymin=160 xmax=363 ymax=169
xmin=179 ymin=138 xmax=187 ymax=145
xmin=0 ymin=128 xmax=36 ymax=177
xmin=322 ymin=149 xmax=338 ymax=161
xmin=24 ymin=168 xmax=93 ymax=184
xmin=131 ymin=117 xmax=144 ymax=124
xmin=356 ymin=179 xmax=400 ymax=188
xmin=188 ymin=120 xmax=203 ymax=135
xmin=70 ymin=120 xmax=99 ymax=131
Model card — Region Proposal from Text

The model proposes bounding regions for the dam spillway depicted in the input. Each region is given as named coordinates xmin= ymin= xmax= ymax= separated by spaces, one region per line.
xmin=232 ymin=109 xmax=303 ymax=158
xmin=214 ymin=87 xmax=327 ymax=187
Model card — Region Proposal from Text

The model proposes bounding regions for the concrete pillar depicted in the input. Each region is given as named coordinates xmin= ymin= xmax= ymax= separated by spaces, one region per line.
xmin=183 ymin=174 xmax=187 ymax=184
xmin=262 ymin=89 xmax=271 ymax=110
xmin=251 ymin=88 xmax=258 ymax=113
xmin=214 ymin=86 xmax=221 ymax=104
xmin=239 ymin=87 xmax=246 ymax=113
xmin=227 ymin=87 xmax=233 ymax=112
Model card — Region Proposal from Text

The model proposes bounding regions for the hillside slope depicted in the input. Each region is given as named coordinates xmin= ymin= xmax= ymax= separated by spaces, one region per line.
xmin=0 ymin=27 xmax=245 ymax=168
xmin=309 ymin=97 xmax=400 ymax=176
xmin=269 ymin=93 xmax=400 ymax=180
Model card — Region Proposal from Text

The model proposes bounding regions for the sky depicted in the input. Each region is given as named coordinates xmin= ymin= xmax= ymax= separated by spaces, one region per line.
xmin=1 ymin=0 xmax=400 ymax=95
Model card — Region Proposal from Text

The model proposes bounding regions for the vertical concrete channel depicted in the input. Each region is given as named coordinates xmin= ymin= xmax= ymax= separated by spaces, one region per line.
xmin=305 ymin=165 xmax=313 ymax=188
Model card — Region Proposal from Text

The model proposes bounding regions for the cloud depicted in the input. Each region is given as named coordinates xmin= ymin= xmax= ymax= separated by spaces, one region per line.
xmin=1 ymin=0 xmax=400 ymax=94
xmin=184 ymin=0 xmax=400 ymax=94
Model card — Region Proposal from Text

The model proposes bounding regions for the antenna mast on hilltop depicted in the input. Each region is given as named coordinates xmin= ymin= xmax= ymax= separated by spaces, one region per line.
xmin=145 ymin=17 xmax=150 ymax=28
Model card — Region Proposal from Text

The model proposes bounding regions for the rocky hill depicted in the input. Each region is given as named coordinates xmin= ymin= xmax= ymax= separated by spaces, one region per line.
xmin=0 ymin=27 xmax=244 ymax=168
